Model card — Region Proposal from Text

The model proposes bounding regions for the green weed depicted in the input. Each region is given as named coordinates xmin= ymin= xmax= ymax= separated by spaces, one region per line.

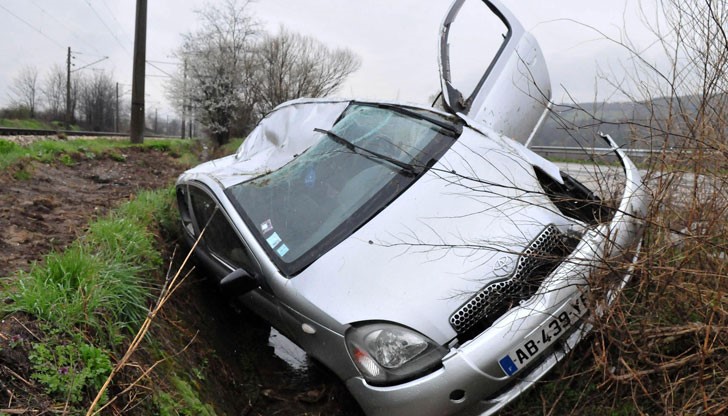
xmin=154 ymin=375 xmax=217 ymax=416
xmin=59 ymin=153 xmax=74 ymax=166
xmin=143 ymin=141 xmax=171 ymax=152
xmin=106 ymin=150 xmax=127 ymax=162
xmin=13 ymin=168 xmax=31 ymax=180
xmin=0 ymin=139 xmax=20 ymax=154
xmin=29 ymin=339 xmax=112 ymax=404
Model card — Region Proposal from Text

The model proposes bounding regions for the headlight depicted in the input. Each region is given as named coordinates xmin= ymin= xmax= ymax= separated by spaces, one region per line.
xmin=346 ymin=322 xmax=447 ymax=386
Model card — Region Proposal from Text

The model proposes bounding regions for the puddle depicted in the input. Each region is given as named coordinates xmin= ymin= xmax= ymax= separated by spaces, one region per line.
xmin=268 ymin=328 xmax=309 ymax=371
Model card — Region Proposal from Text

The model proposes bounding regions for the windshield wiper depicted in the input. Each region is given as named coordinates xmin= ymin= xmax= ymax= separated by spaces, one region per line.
xmin=313 ymin=128 xmax=421 ymax=176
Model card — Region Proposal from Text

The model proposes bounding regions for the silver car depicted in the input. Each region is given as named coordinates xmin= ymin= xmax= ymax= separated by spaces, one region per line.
xmin=175 ymin=1 xmax=648 ymax=414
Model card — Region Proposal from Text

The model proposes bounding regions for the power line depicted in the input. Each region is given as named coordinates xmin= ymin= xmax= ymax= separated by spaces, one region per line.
xmin=146 ymin=61 xmax=175 ymax=78
xmin=71 ymin=56 xmax=110 ymax=73
xmin=0 ymin=3 xmax=65 ymax=49
xmin=28 ymin=0 xmax=103 ymax=55
xmin=73 ymin=50 xmax=109 ymax=59
xmin=99 ymin=0 xmax=129 ymax=39
xmin=147 ymin=59 xmax=179 ymax=65
xmin=84 ymin=0 xmax=131 ymax=56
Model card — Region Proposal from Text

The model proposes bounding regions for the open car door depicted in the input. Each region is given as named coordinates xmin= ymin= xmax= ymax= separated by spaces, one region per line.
xmin=439 ymin=0 xmax=551 ymax=145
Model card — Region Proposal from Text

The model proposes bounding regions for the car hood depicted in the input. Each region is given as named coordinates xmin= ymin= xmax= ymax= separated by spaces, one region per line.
xmin=288 ymin=127 xmax=575 ymax=344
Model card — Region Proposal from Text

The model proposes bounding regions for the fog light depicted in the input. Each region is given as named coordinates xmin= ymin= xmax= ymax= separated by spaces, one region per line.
xmin=449 ymin=389 xmax=466 ymax=403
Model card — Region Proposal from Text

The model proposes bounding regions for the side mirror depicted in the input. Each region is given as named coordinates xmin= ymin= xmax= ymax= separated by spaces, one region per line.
xmin=220 ymin=268 xmax=260 ymax=297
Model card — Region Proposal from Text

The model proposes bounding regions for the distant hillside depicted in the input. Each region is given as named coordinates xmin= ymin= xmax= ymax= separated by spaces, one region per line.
xmin=531 ymin=96 xmax=700 ymax=148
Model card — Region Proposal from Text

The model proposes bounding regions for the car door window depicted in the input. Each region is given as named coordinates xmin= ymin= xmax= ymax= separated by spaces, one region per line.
xmin=439 ymin=0 xmax=552 ymax=143
xmin=189 ymin=187 xmax=252 ymax=270
xmin=442 ymin=0 xmax=506 ymax=101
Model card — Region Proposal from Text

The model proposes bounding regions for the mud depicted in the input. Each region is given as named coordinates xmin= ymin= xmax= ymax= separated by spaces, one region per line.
xmin=0 ymin=147 xmax=180 ymax=278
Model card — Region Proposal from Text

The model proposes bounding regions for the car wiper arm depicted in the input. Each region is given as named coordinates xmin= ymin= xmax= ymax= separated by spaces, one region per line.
xmin=314 ymin=128 xmax=421 ymax=176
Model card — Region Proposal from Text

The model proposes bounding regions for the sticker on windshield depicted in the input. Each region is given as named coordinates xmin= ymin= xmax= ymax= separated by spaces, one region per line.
xmin=304 ymin=167 xmax=316 ymax=188
xmin=276 ymin=244 xmax=289 ymax=257
xmin=260 ymin=219 xmax=273 ymax=234
xmin=266 ymin=232 xmax=282 ymax=248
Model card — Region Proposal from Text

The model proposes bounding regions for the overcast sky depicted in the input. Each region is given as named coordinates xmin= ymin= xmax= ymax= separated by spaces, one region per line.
xmin=0 ymin=0 xmax=664 ymax=120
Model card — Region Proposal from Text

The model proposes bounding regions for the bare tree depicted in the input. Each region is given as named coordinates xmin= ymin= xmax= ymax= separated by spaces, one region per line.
xmin=251 ymin=27 xmax=361 ymax=115
xmin=8 ymin=65 xmax=39 ymax=118
xmin=170 ymin=0 xmax=258 ymax=146
xmin=41 ymin=64 xmax=66 ymax=120
xmin=167 ymin=2 xmax=362 ymax=145
xmin=77 ymin=70 xmax=116 ymax=131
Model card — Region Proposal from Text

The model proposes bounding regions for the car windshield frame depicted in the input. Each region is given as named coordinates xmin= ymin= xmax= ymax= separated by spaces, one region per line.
xmin=225 ymin=102 xmax=461 ymax=276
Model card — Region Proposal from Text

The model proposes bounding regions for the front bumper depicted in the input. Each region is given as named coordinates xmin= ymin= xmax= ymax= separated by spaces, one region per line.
xmin=347 ymin=287 xmax=591 ymax=416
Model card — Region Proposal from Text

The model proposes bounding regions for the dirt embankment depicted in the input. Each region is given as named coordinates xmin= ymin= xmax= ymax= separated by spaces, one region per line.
xmin=0 ymin=144 xmax=361 ymax=415
xmin=0 ymin=147 xmax=178 ymax=278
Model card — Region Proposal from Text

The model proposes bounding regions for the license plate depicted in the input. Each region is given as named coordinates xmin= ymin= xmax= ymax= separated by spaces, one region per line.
xmin=498 ymin=292 xmax=588 ymax=377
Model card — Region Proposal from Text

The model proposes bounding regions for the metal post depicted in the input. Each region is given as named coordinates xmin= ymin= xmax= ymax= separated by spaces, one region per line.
xmin=130 ymin=0 xmax=147 ymax=143
xmin=66 ymin=47 xmax=71 ymax=129
xmin=189 ymin=108 xmax=193 ymax=138
xmin=115 ymin=82 xmax=120 ymax=133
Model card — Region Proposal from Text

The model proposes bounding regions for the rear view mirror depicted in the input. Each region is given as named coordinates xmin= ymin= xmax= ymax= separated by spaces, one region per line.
xmin=220 ymin=268 xmax=259 ymax=297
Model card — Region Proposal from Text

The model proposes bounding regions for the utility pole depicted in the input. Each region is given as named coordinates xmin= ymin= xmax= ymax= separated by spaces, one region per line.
xmin=66 ymin=47 xmax=71 ymax=129
xmin=115 ymin=82 xmax=120 ymax=133
xmin=154 ymin=108 xmax=158 ymax=133
xmin=181 ymin=60 xmax=187 ymax=139
xmin=130 ymin=0 xmax=147 ymax=143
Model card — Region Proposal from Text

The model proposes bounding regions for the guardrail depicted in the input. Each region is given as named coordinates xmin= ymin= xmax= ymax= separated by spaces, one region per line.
xmin=530 ymin=145 xmax=663 ymax=162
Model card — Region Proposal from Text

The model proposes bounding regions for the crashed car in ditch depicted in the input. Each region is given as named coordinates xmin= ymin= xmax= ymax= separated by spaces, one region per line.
xmin=175 ymin=0 xmax=648 ymax=414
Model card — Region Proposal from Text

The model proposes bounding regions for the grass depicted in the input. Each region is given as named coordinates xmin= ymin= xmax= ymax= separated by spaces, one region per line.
xmin=0 ymin=118 xmax=81 ymax=131
xmin=218 ymin=137 xmax=244 ymax=155
xmin=0 ymin=118 xmax=52 ymax=130
xmin=154 ymin=375 xmax=217 ymax=416
xmin=0 ymin=137 xmax=194 ymax=170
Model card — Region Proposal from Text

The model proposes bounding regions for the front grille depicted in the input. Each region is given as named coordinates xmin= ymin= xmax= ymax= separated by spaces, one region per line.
xmin=449 ymin=225 xmax=574 ymax=336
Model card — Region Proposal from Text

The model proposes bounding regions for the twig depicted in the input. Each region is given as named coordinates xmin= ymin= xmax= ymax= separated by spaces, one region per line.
xmin=91 ymin=332 xmax=199 ymax=415
xmin=85 ymin=224 xmax=208 ymax=416
xmin=2 ymin=364 xmax=33 ymax=387
xmin=11 ymin=316 xmax=40 ymax=342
